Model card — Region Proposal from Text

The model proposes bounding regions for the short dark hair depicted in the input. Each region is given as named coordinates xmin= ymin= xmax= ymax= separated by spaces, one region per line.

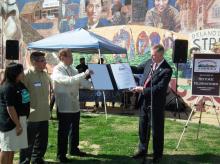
xmin=85 ymin=0 xmax=103 ymax=8
xmin=80 ymin=57 xmax=85 ymax=61
xmin=30 ymin=51 xmax=45 ymax=63
xmin=1 ymin=62 xmax=23 ymax=84
xmin=152 ymin=44 xmax=165 ymax=54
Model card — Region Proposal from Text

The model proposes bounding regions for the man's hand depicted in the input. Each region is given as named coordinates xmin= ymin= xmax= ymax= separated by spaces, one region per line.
xmin=85 ymin=69 xmax=94 ymax=76
xmin=131 ymin=86 xmax=144 ymax=93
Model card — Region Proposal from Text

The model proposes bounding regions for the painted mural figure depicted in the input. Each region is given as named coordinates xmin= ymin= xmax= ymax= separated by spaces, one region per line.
xmin=0 ymin=0 xmax=23 ymax=67
xmin=74 ymin=0 xmax=111 ymax=30
xmin=149 ymin=32 xmax=161 ymax=46
xmin=109 ymin=0 xmax=124 ymax=25
xmin=162 ymin=32 xmax=174 ymax=50
xmin=109 ymin=0 xmax=132 ymax=25
xmin=212 ymin=42 xmax=220 ymax=54
xmin=1 ymin=0 xmax=22 ymax=40
xmin=179 ymin=47 xmax=200 ymax=79
xmin=136 ymin=31 xmax=150 ymax=55
xmin=145 ymin=0 xmax=180 ymax=32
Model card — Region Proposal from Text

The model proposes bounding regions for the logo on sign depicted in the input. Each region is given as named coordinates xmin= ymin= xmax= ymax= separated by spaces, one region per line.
xmin=197 ymin=60 xmax=217 ymax=71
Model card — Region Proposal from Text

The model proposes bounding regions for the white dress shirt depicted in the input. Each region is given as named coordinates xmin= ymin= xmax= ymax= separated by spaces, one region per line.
xmin=51 ymin=62 xmax=92 ymax=113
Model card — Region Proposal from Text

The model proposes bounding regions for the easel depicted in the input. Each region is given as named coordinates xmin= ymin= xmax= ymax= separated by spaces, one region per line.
xmin=176 ymin=96 xmax=220 ymax=150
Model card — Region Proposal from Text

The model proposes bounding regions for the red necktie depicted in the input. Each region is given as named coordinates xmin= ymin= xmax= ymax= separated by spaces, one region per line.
xmin=143 ymin=63 xmax=157 ymax=88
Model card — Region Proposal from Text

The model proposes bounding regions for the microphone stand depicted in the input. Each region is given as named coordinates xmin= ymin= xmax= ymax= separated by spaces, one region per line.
xmin=150 ymin=63 xmax=155 ymax=127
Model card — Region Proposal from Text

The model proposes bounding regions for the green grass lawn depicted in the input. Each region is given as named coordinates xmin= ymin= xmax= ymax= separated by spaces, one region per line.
xmin=16 ymin=112 xmax=220 ymax=163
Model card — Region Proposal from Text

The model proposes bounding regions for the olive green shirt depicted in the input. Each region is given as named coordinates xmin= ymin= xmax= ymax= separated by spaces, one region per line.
xmin=23 ymin=68 xmax=50 ymax=122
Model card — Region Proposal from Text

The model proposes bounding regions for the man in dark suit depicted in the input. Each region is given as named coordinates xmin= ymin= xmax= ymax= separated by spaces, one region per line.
xmin=131 ymin=44 xmax=172 ymax=163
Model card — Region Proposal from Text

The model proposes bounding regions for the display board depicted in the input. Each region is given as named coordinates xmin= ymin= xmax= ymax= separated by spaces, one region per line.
xmin=192 ymin=53 xmax=220 ymax=96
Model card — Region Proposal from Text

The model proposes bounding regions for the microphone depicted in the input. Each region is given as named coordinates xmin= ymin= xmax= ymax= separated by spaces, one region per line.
xmin=150 ymin=63 xmax=154 ymax=75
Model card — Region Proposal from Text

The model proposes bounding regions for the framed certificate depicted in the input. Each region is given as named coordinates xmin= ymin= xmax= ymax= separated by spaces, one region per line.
xmin=88 ymin=63 xmax=136 ymax=90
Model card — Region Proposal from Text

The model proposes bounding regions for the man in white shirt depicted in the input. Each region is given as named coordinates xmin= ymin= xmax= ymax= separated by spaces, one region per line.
xmin=51 ymin=49 xmax=92 ymax=163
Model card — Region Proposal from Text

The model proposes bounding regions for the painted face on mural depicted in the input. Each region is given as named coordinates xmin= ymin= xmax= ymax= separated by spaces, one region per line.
xmin=86 ymin=0 xmax=102 ymax=25
xmin=113 ymin=0 xmax=121 ymax=5
xmin=154 ymin=0 xmax=169 ymax=14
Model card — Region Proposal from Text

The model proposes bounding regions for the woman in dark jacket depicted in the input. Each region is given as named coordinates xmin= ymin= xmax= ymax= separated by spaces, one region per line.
xmin=0 ymin=63 xmax=30 ymax=164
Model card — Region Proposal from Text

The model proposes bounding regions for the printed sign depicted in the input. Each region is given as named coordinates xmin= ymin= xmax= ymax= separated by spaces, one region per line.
xmin=192 ymin=53 xmax=220 ymax=96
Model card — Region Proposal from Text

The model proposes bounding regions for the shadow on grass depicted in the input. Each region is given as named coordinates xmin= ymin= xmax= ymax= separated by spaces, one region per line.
xmin=162 ymin=153 xmax=220 ymax=164
xmin=45 ymin=153 xmax=220 ymax=164
xmin=81 ymin=115 xmax=96 ymax=119
xmin=46 ymin=154 xmax=137 ymax=164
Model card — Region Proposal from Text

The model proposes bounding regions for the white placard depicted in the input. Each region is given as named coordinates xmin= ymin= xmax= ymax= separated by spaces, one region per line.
xmin=88 ymin=64 xmax=113 ymax=90
xmin=110 ymin=63 xmax=136 ymax=89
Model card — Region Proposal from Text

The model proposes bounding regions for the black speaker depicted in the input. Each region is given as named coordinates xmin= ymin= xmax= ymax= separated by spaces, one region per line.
xmin=6 ymin=40 xmax=19 ymax=60
xmin=172 ymin=39 xmax=188 ymax=63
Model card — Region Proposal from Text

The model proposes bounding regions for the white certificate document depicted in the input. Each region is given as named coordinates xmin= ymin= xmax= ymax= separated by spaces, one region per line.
xmin=110 ymin=63 xmax=136 ymax=90
xmin=88 ymin=64 xmax=114 ymax=90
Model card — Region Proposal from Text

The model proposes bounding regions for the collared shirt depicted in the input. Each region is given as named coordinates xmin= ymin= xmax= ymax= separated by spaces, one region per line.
xmin=51 ymin=62 xmax=92 ymax=113
xmin=87 ymin=21 xmax=99 ymax=29
xmin=154 ymin=59 xmax=165 ymax=70
xmin=23 ymin=67 xmax=50 ymax=122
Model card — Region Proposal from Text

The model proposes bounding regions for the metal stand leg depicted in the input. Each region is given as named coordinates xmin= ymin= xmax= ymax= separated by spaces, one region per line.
xmin=173 ymin=63 xmax=181 ymax=119
xmin=196 ymin=101 xmax=204 ymax=139
xmin=175 ymin=106 xmax=195 ymax=150
xmin=176 ymin=96 xmax=220 ymax=150
xmin=213 ymin=107 xmax=220 ymax=126
xmin=176 ymin=97 xmax=200 ymax=150
xmin=210 ymin=97 xmax=220 ymax=126
xmin=102 ymin=91 xmax=108 ymax=120
xmin=174 ymin=96 xmax=180 ymax=119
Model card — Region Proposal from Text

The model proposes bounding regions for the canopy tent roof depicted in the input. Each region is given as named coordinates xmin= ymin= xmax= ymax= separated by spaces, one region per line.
xmin=28 ymin=28 xmax=127 ymax=54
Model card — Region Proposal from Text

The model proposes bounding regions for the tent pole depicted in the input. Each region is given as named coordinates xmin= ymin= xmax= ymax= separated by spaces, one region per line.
xmin=98 ymin=49 xmax=108 ymax=120
xmin=98 ymin=49 xmax=101 ymax=64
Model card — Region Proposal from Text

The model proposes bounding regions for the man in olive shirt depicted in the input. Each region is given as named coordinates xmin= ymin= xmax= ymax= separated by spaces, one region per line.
xmin=20 ymin=52 xmax=50 ymax=164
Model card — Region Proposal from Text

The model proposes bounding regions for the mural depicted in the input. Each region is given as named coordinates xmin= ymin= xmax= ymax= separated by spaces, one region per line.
xmin=145 ymin=0 xmax=180 ymax=32
xmin=1 ymin=0 xmax=220 ymax=107
xmin=3 ymin=0 xmax=219 ymax=37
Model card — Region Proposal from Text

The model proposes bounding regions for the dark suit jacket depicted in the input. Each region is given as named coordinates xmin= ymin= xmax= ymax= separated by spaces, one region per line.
xmin=131 ymin=59 xmax=172 ymax=111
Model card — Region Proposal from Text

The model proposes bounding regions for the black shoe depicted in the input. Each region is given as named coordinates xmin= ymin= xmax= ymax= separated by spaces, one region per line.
xmin=57 ymin=156 xmax=71 ymax=163
xmin=132 ymin=151 xmax=147 ymax=159
xmin=70 ymin=150 xmax=87 ymax=157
